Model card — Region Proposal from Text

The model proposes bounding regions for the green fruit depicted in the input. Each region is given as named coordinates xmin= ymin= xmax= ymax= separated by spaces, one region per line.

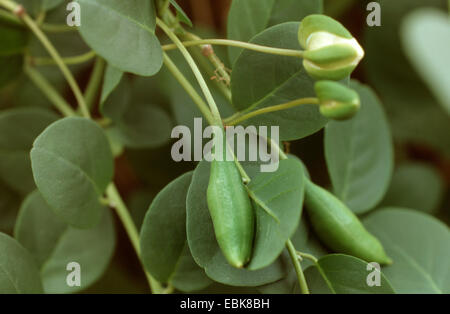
xmin=315 ymin=80 xmax=360 ymax=120
xmin=304 ymin=180 xmax=392 ymax=265
xmin=206 ymin=130 xmax=255 ymax=268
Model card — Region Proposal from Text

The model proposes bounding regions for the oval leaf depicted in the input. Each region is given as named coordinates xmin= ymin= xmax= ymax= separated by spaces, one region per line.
xmin=102 ymin=78 xmax=173 ymax=148
xmin=0 ymin=232 xmax=43 ymax=293
xmin=402 ymin=9 xmax=450 ymax=115
xmin=363 ymin=208 xmax=450 ymax=294
xmin=227 ymin=0 xmax=323 ymax=64
xmin=379 ymin=162 xmax=444 ymax=214
xmin=14 ymin=190 xmax=116 ymax=293
xmin=140 ymin=172 xmax=212 ymax=292
xmin=231 ymin=22 xmax=328 ymax=141
xmin=325 ymin=80 xmax=393 ymax=214
xmin=304 ymin=254 xmax=395 ymax=294
xmin=100 ymin=63 xmax=123 ymax=104
xmin=246 ymin=158 xmax=305 ymax=270
xmin=30 ymin=117 xmax=114 ymax=228
xmin=0 ymin=107 xmax=58 ymax=195
xmin=77 ymin=0 xmax=163 ymax=76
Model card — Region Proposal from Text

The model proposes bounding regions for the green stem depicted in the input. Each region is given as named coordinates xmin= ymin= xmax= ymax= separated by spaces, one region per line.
xmin=0 ymin=0 xmax=91 ymax=118
xmin=286 ymin=240 xmax=310 ymax=294
xmin=33 ymin=50 xmax=96 ymax=66
xmin=225 ymin=97 xmax=319 ymax=126
xmin=163 ymin=53 xmax=215 ymax=126
xmin=162 ymin=39 xmax=304 ymax=58
xmin=106 ymin=184 xmax=163 ymax=294
xmin=0 ymin=8 xmax=20 ymax=24
xmin=83 ymin=57 xmax=105 ymax=110
xmin=180 ymin=37 xmax=233 ymax=104
xmin=24 ymin=65 xmax=76 ymax=117
xmin=35 ymin=9 xmax=45 ymax=25
xmin=182 ymin=33 xmax=233 ymax=100
xmin=297 ymin=251 xmax=319 ymax=264
xmin=157 ymin=18 xmax=222 ymax=126
xmin=21 ymin=13 xmax=91 ymax=118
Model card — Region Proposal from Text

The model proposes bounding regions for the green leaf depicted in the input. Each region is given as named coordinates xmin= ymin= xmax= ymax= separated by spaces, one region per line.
xmin=304 ymin=254 xmax=395 ymax=294
xmin=186 ymin=160 xmax=289 ymax=287
xmin=0 ymin=55 xmax=22 ymax=89
xmin=231 ymin=22 xmax=327 ymax=141
xmin=169 ymin=0 xmax=192 ymax=27
xmin=363 ymin=0 xmax=450 ymax=154
xmin=77 ymin=0 xmax=163 ymax=76
xmin=0 ymin=21 xmax=29 ymax=56
xmin=14 ymin=24 xmax=92 ymax=107
xmin=363 ymin=208 xmax=450 ymax=294
xmin=402 ymin=9 xmax=450 ymax=115
xmin=140 ymin=172 xmax=212 ymax=292
xmin=325 ymin=80 xmax=393 ymax=214
xmin=127 ymin=188 xmax=155 ymax=230
xmin=100 ymin=64 xmax=123 ymax=104
xmin=0 ymin=182 xmax=21 ymax=234
xmin=14 ymin=190 xmax=116 ymax=293
xmin=101 ymin=77 xmax=173 ymax=148
xmin=30 ymin=117 xmax=114 ymax=229
xmin=0 ymin=107 xmax=58 ymax=195
xmin=246 ymin=158 xmax=305 ymax=270
xmin=227 ymin=0 xmax=323 ymax=64
xmin=0 ymin=232 xmax=43 ymax=293
xmin=379 ymin=162 xmax=445 ymax=214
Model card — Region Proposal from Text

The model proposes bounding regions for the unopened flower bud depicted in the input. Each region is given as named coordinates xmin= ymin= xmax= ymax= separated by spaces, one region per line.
xmin=315 ymin=80 xmax=360 ymax=120
xmin=299 ymin=15 xmax=364 ymax=80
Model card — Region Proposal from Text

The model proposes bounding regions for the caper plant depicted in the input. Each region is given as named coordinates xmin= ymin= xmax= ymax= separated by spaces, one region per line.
xmin=0 ymin=0 xmax=448 ymax=295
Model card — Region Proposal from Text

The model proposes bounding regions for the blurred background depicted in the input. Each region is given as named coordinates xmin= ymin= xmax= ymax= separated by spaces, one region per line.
xmin=0 ymin=0 xmax=448 ymax=293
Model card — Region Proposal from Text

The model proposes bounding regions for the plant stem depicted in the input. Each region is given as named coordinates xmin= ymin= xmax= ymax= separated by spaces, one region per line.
xmin=183 ymin=32 xmax=232 ymax=86
xmin=24 ymin=65 xmax=76 ymax=117
xmin=225 ymin=97 xmax=319 ymax=126
xmin=297 ymin=251 xmax=319 ymax=264
xmin=21 ymin=14 xmax=91 ymax=118
xmin=33 ymin=50 xmax=96 ymax=66
xmin=0 ymin=8 xmax=20 ymax=24
xmin=180 ymin=38 xmax=233 ymax=104
xmin=83 ymin=57 xmax=105 ymax=110
xmin=157 ymin=18 xmax=222 ymax=126
xmin=163 ymin=39 xmax=304 ymax=58
xmin=163 ymin=53 xmax=215 ymax=125
xmin=286 ymin=240 xmax=310 ymax=294
xmin=106 ymin=184 xmax=163 ymax=294
xmin=0 ymin=0 xmax=91 ymax=118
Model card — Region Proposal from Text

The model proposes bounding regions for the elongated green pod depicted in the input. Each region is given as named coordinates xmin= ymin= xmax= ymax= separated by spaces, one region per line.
xmin=304 ymin=180 xmax=392 ymax=265
xmin=206 ymin=129 xmax=255 ymax=268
